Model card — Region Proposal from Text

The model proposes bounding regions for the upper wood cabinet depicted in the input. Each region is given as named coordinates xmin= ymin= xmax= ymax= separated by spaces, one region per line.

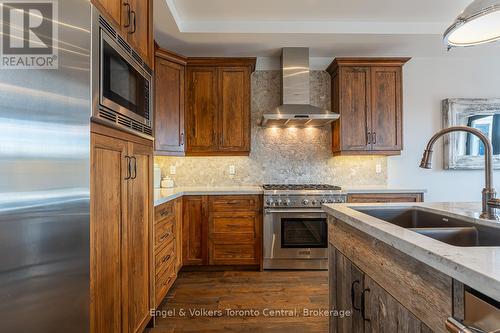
xmin=91 ymin=0 xmax=153 ymax=66
xmin=185 ymin=58 xmax=255 ymax=156
xmin=186 ymin=67 xmax=219 ymax=154
xmin=154 ymin=48 xmax=186 ymax=155
xmin=327 ymin=58 xmax=410 ymax=156
xmin=90 ymin=123 xmax=153 ymax=333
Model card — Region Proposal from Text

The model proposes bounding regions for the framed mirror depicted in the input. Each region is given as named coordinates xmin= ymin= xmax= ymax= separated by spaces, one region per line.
xmin=443 ymin=98 xmax=500 ymax=170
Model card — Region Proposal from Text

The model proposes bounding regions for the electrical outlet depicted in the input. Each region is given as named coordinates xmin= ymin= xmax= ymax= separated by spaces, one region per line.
xmin=169 ymin=165 xmax=176 ymax=175
xmin=376 ymin=164 xmax=382 ymax=174
xmin=229 ymin=165 xmax=236 ymax=175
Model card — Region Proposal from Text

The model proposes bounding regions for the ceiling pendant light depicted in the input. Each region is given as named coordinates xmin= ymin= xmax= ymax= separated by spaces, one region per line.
xmin=444 ymin=0 xmax=500 ymax=47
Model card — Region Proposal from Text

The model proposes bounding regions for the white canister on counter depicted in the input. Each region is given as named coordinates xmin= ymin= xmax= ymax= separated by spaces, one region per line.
xmin=161 ymin=177 xmax=175 ymax=188
xmin=153 ymin=164 xmax=161 ymax=188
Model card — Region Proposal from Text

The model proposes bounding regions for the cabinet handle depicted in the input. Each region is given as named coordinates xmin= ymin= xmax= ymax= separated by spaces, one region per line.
xmin=162 ymin=255 xmax=171 ymax=263
xmin=361 ymin=288 xmax=371 ymax=322
xmin=351 ymin=280 xmax=361 ymax=311
xmin=180 ymin=132 xmax=184 ymax=146
xmin=372 ymin=132 xmax=377 ymax=144
xmin=128 ymin=10 xmax=136 ymax=34
xmin=131 ymin=156 xmax=137 ymax=179
xmin=123 ymin=3 xmax=131 ymax=28
xmin=160 ymin=210 xmax=172 ymax=217
xmin=445 ymin=317 xmax=480 ymax=333
xmin=367 ymin=132 xmax=372 ymax=144
xmin=125 ymin=156 xmax=131 ymax=180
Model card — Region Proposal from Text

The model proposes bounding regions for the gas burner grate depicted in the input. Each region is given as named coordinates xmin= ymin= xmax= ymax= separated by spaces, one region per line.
xmin=262 ymin=184 xmax=342 ymax=191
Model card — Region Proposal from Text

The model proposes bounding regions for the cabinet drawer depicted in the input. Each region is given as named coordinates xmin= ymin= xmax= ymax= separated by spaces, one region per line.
xmin=209 ymin=195 xmax=261 ymax=212
xmin=209 ymin=242 xmax=258 ymax=265
xmin=155 ymin=217 xmax=175 ymax=250
xmin=210 ymin=212 xmax=258 ymax=235
xmin=347 ymin=193 xmax=423 ymax=203
xmin=155 ymin=264 xmax=176 ymax=306
xmin=155 ymin=240 xmax=175 ymax=277
xmin=155 ymin=201 xmax=175 ymax=222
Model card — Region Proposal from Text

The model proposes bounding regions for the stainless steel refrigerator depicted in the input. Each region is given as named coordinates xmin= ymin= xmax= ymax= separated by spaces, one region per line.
xmin=0 ymin=0 xmax=91 ymax=331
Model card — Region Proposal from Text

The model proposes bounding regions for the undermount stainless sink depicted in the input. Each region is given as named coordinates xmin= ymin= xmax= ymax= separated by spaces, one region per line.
xmin=353 ymin=208 xmax=500 ymax=247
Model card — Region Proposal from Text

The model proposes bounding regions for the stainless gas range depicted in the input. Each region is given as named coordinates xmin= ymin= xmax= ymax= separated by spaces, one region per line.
xmin=262 ymin=184 xmax=347 ymax=270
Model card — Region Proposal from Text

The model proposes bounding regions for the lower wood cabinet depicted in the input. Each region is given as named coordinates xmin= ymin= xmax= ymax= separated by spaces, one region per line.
xmin=330 ymin=248 xmax=432 ymax=333
xmin=90 ymin=124 xmax=153 ymax=333
xmin=347 ymin=192 xmax=424 ymax=203
xmin=154 ymin=197 xmax=182 ymax=306
xmin=182 ymin=195 xmax=262 ymax=268
xmin=329 ymin=217 xmax=453 ymax=333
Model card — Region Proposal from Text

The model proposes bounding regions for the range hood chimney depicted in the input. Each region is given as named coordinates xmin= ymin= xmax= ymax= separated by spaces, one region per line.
xmin=260 ymin=48 xmax=339 ymax=128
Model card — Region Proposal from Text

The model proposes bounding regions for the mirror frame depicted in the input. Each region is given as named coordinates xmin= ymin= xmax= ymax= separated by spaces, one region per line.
xmin=443 ymin=98 xmax=500 ymax=170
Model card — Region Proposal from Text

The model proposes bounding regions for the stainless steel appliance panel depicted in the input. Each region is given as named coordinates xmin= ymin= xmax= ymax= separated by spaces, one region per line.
xmin=0 ymin=0 xmax=91 ymax=331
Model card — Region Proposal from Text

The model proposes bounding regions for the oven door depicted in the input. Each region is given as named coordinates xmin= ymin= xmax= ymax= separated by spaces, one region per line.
xmin=264 ymin=208 xmax=328 ymax=260
xmin=99 ymin=30 xmax=151 ymax=126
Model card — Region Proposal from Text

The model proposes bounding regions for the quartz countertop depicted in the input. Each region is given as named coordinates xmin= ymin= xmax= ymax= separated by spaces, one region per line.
xmin=323 ymin=202 xmax=500 ymax=301
xmin=154 ymin=186 xmax=264 ymax=206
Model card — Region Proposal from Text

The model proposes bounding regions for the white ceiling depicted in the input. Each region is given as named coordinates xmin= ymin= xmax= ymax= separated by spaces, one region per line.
xmin=154 ymin=0 xmax=500 ymax=60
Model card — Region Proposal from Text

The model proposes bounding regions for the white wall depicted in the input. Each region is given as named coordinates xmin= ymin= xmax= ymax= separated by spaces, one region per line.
xmin=388 ymin=56 xmax=500 ymax=202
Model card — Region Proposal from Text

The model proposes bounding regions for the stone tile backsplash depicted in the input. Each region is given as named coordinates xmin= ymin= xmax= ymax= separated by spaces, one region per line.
xmin=155 ymin=70 xmax=387 ymax=187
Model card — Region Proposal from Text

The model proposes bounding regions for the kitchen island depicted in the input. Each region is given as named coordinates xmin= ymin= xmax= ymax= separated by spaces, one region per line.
xmin=324 ymin=202 xmax=500 ymax=333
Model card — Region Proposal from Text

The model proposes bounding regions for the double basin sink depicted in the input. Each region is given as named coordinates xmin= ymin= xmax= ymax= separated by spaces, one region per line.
xmin=353 ymin=207 xmax=500 ymax=247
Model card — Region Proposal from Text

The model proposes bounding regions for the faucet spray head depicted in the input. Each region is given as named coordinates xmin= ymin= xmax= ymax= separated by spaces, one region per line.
xmin=420 ymin=150 xmax=433 ymax=169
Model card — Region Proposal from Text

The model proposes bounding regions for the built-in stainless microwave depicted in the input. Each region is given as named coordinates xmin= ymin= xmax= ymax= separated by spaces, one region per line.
xmin=91 ymin=6 xmax=153 ymax=137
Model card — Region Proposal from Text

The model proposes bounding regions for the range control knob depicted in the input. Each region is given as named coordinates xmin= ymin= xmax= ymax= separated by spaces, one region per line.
xmin=283 ymin=199 xmax=291 ymax=206
xmin=276 ymin=199 xmax=283 ymax=206
xmin=302 ymin=199 xmax=309 ymax=206
xmin=266 ymin=199 xmax=274 ymax=206
xmin=327 ymin=199 xmax=334 ymax=203
xmin=336 ymin=198 xmax=345 ymax=203
xmin=320 ymin=199 xmax=327 ymax=204
xmin=311 ymin=200 xmax=319 ymax=206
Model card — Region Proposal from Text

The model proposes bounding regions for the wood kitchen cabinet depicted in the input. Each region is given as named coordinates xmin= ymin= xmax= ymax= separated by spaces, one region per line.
xmin=91 ymin=0 xmax=153 ymax=66
xmin=90 ymin=123 xmax=153 ymax=333
xmin=330 ymin=248 xmax=432 ymax=333
xmin=182 ymin=196 xmax=209 ymax=265
xmin=154 ymin=48 xmax=186 ymax=155
xmin=327 ymin=58 xmax=410 ymax=156
xmin=182 ymin=195 xmax=262 ymax=268
xmin=154 ymin=198 xmax=182 ymax=306
xmin=185 ymin=58 xmax=255 ymax=156
xmin=329 ymin=217 xmax=453 ymax=333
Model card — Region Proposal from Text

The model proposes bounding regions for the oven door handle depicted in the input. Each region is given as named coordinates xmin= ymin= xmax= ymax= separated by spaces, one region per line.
xmin=265 ymin=208 xmax=325 ymax=214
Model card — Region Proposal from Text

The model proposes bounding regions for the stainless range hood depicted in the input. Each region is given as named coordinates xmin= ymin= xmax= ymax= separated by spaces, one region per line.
xmin=260 ymin=48 xmax=339 ymax=128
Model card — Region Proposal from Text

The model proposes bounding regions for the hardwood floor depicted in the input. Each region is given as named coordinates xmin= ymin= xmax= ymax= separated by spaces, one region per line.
xmin=147 ymin=271 xmax=329 ymax=333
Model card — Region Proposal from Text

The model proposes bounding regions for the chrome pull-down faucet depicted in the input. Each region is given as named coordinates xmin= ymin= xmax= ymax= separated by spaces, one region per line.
xmin=420 ymin=126 xmax=499 ymax=220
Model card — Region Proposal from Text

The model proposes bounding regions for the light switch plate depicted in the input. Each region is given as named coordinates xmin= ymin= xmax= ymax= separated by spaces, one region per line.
xmin=170 ymin=165 xmax=176 ymax=175
xmin=229 ymin=165 xmax=236 ymax=175
xmin=376 ymin=164 xmax=382 ymax=174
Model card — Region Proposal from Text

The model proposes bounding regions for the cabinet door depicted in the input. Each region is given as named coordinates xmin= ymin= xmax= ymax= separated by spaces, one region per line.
xmin=182 ymin=196 xmax=209 ymax=265
xmin=370 ymin=66 xmax=403 ymax=151
xmin=90 ymin=133 xmax=128 ymax=333
xmin=208 ymin=212 xmax=261 ymax=265
xmin=364 ymin=275 xmax=428 ymax=333
xmin=186 ymin=67 xmax=219 ymax=153
xmin=218 ymin=67 xmax=251 ymax=153
xmin=128 ymin=0 xmax=152 ymax=66
xmin=154 ymin=57 xmax=185 ymax=154
xmin=92 ymin=0 xmax=122 ymax=29
xmin=339 ymin=67 xmax=371 ymax=151
xmin=126 ymin=142 xmax=153 ymax=333
xmin=331 ymin=249 xmax=365 ymax=333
